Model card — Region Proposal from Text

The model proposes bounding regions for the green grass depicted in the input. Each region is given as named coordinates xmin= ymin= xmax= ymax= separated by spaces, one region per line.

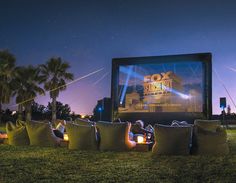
xmin=227 ymin=128 xmax=236 ymax=152
xmin=0 ymin=128 xmax=236 ymax=183
xmin=0 ymin=124 xmax=6 ymax=132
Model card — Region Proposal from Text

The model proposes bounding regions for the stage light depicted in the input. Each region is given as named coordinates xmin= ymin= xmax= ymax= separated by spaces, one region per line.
xmin=98 ymin=107 xmax=102 ymax=111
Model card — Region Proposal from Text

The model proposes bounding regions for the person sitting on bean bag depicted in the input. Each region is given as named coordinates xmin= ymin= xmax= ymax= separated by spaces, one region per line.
xmin=131 ymin=120 xmax=154 ymax=142
xmin=53 ymin=120 xmax=66 ymax=139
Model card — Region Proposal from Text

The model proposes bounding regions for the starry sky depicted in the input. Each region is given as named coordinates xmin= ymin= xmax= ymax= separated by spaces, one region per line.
xmin=1 ymin=0 xmax=236 ymax=115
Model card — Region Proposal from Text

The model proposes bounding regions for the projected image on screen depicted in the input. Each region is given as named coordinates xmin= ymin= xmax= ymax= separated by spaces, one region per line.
xmin=118 ymin=62 xmax=203 ymax=113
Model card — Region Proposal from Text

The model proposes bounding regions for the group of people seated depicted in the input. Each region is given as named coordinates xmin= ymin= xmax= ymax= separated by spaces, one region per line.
xmin=130 ymin=120 xmax=154 ymax=142
xmin=53 ymin=119 xmax=155 ymax=143
xmin=6 ymin=118 xmax=228 ymax=155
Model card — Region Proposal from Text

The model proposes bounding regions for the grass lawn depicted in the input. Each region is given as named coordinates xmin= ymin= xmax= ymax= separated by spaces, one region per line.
xmin=0 ymin=126 xmax=236 ymax=183
xmin=0 ymin=124 xmax=5 ymax=132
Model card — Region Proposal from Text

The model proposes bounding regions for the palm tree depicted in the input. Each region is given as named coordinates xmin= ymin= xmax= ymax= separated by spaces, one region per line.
xmin=12 ymin=66 xmax=45 ymax=121
xmin=0 ymin=50 xmax=16 ymax=123
xmin=39 ymin=57 xmax=74 ymax=123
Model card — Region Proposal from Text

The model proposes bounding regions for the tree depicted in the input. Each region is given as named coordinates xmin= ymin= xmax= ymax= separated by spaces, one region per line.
xmin=39 ymin=57 xmax=74 ymax=123
xmin=46 ymin=101 xmax=71 ymax=120
xmin=0 ymin=50 xmax=16 ymax=123
xmin=31 ymin=101 xmax=47 ymax=120
xmin=70 ymin=111 xmax=81 ymax=121
xmin=1 ymin=108 xmax=16 ymax=123
xmin=12 ymin=66 xmax=45 ymax=121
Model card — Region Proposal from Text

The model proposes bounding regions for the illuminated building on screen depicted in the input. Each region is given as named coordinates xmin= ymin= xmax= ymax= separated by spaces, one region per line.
xmin=119 ymin=71 xmax=201 ymax=113
xmin=113 ymin=53 xmax=212 ymax=123
xmin=143 ymin=71 xmax=184 ymax=112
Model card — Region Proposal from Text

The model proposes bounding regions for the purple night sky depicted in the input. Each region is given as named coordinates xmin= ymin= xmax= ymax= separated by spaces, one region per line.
xmin=1 ymin=0 xmax=236 ymax=115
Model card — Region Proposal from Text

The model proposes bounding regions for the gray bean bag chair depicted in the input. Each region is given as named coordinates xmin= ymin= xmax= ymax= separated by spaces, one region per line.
xmin=26 ymin=120 xmax=61 ymax=147
xmin=152 ymin=124 xmax=192 ymax=155
xmin=66 ymin=122 xmax=98 ymax=150
xmin=96 ymin=121 xmax=136 ymax=151
xmin=192 ymin=119 xmax=229 ymax=155
xmin=6 ymin=120 xmax=30 ymax=146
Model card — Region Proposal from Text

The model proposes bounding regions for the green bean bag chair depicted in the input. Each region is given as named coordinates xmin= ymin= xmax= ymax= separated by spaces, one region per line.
xmin=194 ymin=120 xmax=221 ymax=132
xmin=74 ymin=118 xmax=94 ymax=126
xmin=96 ymin=121 xmax=136 ymax=151
xmin=66 ymin=122 xmax=98 ymax=150
xmin=6 ymin=120 xmax=30 ymax=146
xmin=16 ymin=120 xmax=27 ymax=127
xmin=152 ymin=124 xmax=192 ymax=155
xmin=26 ymin=120 xmax=61 ymax=147
xmin=192 ymin=120 xmax=229 ymax=155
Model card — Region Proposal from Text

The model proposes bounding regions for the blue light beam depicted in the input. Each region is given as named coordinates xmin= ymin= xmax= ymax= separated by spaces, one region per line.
xmin=161 ymin=83 xmax=190 ymax=99
xmin=120 ymin=66 xmax=134 ymax=104
xmin=119 ymin=66 xmax=143 ymax=80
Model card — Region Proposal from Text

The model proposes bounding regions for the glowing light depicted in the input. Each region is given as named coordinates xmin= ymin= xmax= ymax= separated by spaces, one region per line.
xmin=98 ymin=107 xmax=102 ymax=111
xmin=137 ymin=136 xmax=144 ymax=143
xmin=161 ymin=84 xmax=191 ymax=100
xmin=221 ymin=106 xmax=225 ymax=110
xmin=179 ymin=93 xmax=191 ymax=99
xmin=63 ymin=133 xmax=69 ymax=141
xmin=0 ymin=133 xmax=7 ymax=139
xmin=81 ymin=115 xmax=86 ymax=119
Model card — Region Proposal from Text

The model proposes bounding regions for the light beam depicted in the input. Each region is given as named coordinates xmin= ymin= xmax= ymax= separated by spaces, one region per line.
xmin=226 ymin=66 xmax=236 ymax=72
xmin=213 ymin=68 xmax=236 ymax=110
xmin=11 ymin=68 xmax=104 ymax=107
xmin=92 ymin=72 xmax=110 ymax=86
xmin=120 ymin=66 xmax=133 ymax=104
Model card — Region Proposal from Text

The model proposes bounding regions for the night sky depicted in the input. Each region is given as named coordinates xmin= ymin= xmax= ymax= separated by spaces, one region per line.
xmin=1 ymin=0 xmax=236 ymax=115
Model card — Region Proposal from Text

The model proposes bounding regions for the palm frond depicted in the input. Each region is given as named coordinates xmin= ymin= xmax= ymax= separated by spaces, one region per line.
xmin=40 ymin=57 xmax=74 ymax=94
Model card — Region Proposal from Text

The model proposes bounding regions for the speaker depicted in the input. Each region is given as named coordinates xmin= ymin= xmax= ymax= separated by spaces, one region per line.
xmin=220 ymin=97 xmax=226 ymax=109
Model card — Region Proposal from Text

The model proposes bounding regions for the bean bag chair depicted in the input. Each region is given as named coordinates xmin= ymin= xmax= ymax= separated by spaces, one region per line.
xmin=6 ymin=120 xmax=30 ymax=146
xmin=66 ymin=122 xmax=98 ymax=150
xmin=96 ymin=121 xmax=136 ymax=151
xmin=16 ymin=120 xmax=27 ymax=127
xmin=152 ymin=124 xmax=192 ymax=155
xmin=74 ymin=118 xmax=94 ymax=126
xmin=192 ymin=120 xmax=229 ymax=155
xmin=194 ymin=120 xmax=221 ymax=132
xmin=26 ymin=120 xmax=61 ymax=147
